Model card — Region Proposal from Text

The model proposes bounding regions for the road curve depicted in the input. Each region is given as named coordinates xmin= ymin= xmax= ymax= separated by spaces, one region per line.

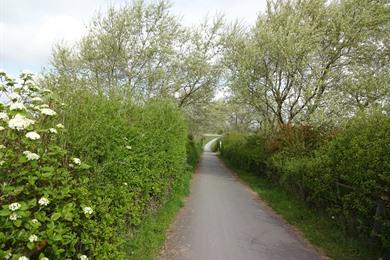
xmin=160 ymin=139 xmax=323 ymax=260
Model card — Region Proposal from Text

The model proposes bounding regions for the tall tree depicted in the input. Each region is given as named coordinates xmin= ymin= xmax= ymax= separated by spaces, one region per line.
xmin=224 ymin=0 xmax=389 ymax=126
xmin=49 ymin=0 xmax=224 ymax=113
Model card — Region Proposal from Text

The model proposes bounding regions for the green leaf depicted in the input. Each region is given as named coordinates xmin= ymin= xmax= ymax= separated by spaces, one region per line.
xmin=42 ymin=166 xmax=55 ymax=173
xmin=27 ymin=241 xmax=35 ymax=250
xmin=14 ymin=219 xmax=22 ymax=227
xmin=0 ymin=209 xmax=10 ymax=216
xmin=51 ymin=212 xmax=61 ymax=221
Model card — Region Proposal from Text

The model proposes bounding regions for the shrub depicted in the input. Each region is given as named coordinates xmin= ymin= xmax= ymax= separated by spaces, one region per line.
xmin=221 ymin=132 xmax=267 ymax=174
xmin=1 ymin=71 xmax=192 ymax=258
xmin=49 ymin=81 xmax=189 ymax=257
xmin=265 ymin=124 xmax=331 ymax=157
xmin=314 ymin=112 xmax=390 ymax=250
xmin=186 ymin=134 xmax=201 ymax=169
xmin=0 ymin=71 xmax=94 ymax=259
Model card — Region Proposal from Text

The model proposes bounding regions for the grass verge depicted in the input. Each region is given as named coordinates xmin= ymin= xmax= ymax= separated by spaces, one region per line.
xmin=220 ymin=156 xmax=379 ymax=260
xmin=125 ymin=167 xmax=192 ymax=260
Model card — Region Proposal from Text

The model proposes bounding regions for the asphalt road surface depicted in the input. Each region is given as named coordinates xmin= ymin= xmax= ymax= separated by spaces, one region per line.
xmin=160 ymin=139 xmax=323 ymax=260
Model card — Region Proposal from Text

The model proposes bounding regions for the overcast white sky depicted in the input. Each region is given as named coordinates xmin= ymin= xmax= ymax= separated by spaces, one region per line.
xmin=0 ymin=0 xmax=267 ymax=77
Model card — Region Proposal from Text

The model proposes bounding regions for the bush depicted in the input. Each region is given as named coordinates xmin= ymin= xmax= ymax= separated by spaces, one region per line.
xmin=56 ymin=87 xmax=189 ymax=257
xmin=265 ymin=124 xmax=331 ymax=157
xmin=1 ymin=71 xmax=191 ymax=258
xmin=186 ymin=134 xmax=201 ymax=169
xmin=221 ymin=132 xmax=267 ymax=174
xmin=313 ymin=112 xmax=390 ymax=250
xmin=0 ymin=71 xmax=94 ymax=259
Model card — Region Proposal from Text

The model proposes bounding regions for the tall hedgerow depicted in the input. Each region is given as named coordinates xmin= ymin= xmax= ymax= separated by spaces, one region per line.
xmin=45 ymin=77 xmax=189 ymax=257
xmin=1 ymin=69 xmax=192 ymax=258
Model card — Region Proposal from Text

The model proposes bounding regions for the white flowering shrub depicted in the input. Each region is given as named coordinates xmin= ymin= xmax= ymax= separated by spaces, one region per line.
xmin=0 ymin=71 xmax=94 ymax=259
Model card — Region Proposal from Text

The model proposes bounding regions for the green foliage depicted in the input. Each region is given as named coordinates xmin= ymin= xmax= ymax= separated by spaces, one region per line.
xmin=55 ymin=85 xmax=189 ymax=257
xmin=0 ymin=71 xmax=93 ymax=259
xmin=1 ymin=68 xmax=194 ymax=258
xmin=313 ymin=112 xmax=390 ymax=250
xmin=224 ymin=0 xmax=389 ymax=125
xmin=221 ymin=112 xmax=390 ymax=256
xmin=221 ymin=158 xmax=379 ymax=260
xmin=126 ymin=165 xmax=192 ymax=260
xmin=221 ymin=132 xmax=267 ymax=174
xmin=186 ymin=134 xmax=202 ymax=169
xmin=50 ymin=0 xmax=225 ymax=134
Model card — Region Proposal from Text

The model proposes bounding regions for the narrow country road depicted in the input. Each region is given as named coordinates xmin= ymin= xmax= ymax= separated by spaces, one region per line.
xmin=160 ymin=139 xmax=323 ymax=260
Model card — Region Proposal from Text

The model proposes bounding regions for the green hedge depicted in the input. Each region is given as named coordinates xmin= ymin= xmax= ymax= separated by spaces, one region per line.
xmin=221 ymin=132 xmax=267 ymax=174
xmin=57 ymin=89 xmax=190 ymax=257
xmin=221 ymin=113 xmax=390 ymax=255
xmin=186 ymin=134 xmax=202 ymax=169
xmin=1 ymin=70 xmax=196 ymax=258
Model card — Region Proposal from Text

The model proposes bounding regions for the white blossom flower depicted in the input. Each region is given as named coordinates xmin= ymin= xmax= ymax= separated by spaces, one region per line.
xmin=0 ymin=112 xmax=8 ymax=121
xmin=26 ymin=131 xmax=41 ymax=140
xmin=9 ymin=202 xmax=21 ymax=211
xmin=73 ymin=158 xmax=81 ymax=165
xmin=80 ymin=255 xmax=88 ymax=260
xmin=9 ymin=93 xmax=21 ymax=101
xmin=40 ymin=108 xmax=56 ymax=116
xmin=0 ymin=160 xmax=5 ymax=166
xmin=0 ymin=144 xmax=5 ymax=149
xmin=123 ymin=182 xmax=128 ymax=186
xmin=0 ymin=126 xmax=5 ymax=131
xmin=9 ymin=102 xmax=26 ymax=111
xmin=126 ymin=146 xmax=132 ymax=150
xmin=56 ymin=123 xmax=64 ymax=129
xmin=28 ymin=234 xmax=38 ymax=242
xmin=8 ymin=114 xmax=35 ymax=130
xmin=40 ymin=104 xmax=49 ymax=108
xmin=31 ymin=219 xmax=39 ymax=224
xmin=9 ymin=213 xmax=19 ymax=221
xmin=18 ymin=256 xmax=29 ymax=260
xmin=23 ymin=151 xmax=40 ymax=161
xmin=31 ymin=97 xmax=43 ymax=103
xmin=48 ymin=128 xmax=57 ymax=134
xmin=83 ymin=207 xmax=93 ymax=215
xmin=38 ymin=197 xmax=50 ymax=206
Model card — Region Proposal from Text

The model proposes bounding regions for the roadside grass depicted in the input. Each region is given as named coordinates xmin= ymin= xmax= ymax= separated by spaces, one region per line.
xmin=125 ymin=168 xmax=192 ymax=259
xmin=220 ymin=157 xmax=379 ymax=260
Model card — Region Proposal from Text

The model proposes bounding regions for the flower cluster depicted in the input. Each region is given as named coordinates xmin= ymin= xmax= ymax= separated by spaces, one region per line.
xmin=83 ymin=206 xmax=93 ymax=215
xmin=9 ymin=202 xmax=21 ymax=211
xmin=23 ymin=151 xmax=40 ymax=161
xmin=38 ymin=197 xmax=50 ymax=206
xmin=0 ymin=70 xmax=92 ymax=258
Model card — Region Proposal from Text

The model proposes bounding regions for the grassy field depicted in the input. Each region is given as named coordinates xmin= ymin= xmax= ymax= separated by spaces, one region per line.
xmin=220 ymin=157 xmax=380 ymax=260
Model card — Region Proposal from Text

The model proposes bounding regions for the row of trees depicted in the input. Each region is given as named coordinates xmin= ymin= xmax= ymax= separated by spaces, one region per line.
xmin=223 ymin=0 xmax=389 ymax=129
xmin=48 ymin=0 xmax=225 ymax=133
xmin=66 ymin=0 xmax=388 ymax=135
